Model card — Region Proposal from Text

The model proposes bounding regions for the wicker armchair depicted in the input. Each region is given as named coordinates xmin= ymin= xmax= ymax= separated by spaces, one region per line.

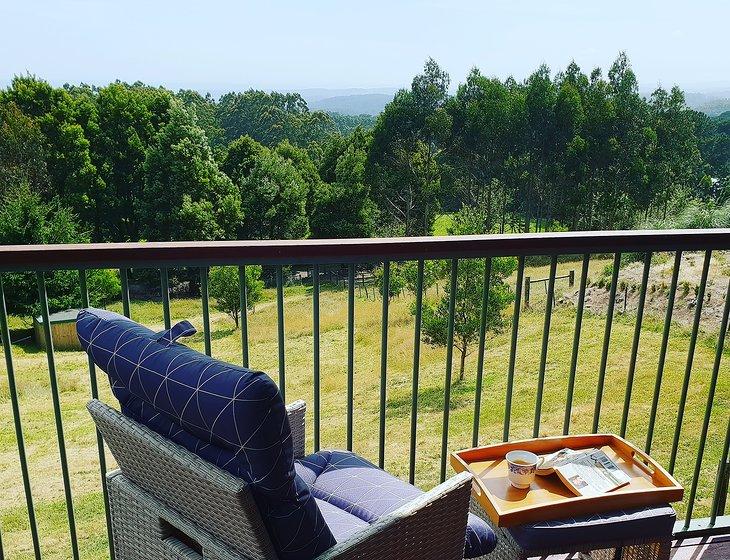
xmin=89 ymin=399 xmax=476 ymax=560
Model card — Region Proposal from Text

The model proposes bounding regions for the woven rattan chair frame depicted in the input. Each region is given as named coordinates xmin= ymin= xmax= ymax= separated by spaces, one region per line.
xmin=89 ymin=399 xmax=474 ymax=560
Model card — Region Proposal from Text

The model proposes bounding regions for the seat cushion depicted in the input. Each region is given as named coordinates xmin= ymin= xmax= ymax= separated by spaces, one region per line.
xmin=507 ymin=504 xmax=676 ymax=551
xmin=77 ymin=309 xmax=335 ymax=560
xmin=296 ymin=450 xmax=497 ymax=558
xmin=315 ymin=499 xmax=369 ymax=542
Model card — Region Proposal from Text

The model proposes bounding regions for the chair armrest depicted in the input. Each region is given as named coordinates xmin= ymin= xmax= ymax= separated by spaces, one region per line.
xmin=315 ymin=471 xmax=473 ymax=560
xmin=286 ymin=400 xmax=306 ymax=459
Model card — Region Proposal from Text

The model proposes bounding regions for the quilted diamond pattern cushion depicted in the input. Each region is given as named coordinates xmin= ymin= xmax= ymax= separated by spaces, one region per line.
xmin=315 ymin=499 xmax=369 ymax=542
xmin=76 ymin=308 xmax=335 ymax=560
xmin=296 ymin=450 xmax=497 ymax=558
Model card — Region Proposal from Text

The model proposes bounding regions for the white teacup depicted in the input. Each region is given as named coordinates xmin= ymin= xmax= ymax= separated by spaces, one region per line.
xmin=505 ymin=450 xmax=542 ymax=489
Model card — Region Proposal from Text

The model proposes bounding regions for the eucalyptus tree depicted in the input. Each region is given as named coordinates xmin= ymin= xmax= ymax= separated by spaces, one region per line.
xmin=368 ymin=59 xmax=451 ymax=235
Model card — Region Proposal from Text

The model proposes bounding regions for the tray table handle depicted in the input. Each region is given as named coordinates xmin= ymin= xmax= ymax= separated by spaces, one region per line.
xmin=630 ymin=449 xmax=656 ymax=477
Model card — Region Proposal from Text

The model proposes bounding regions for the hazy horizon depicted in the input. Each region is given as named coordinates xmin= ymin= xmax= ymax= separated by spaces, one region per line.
xmin=2 ymin=1 xmax=730 ymax=96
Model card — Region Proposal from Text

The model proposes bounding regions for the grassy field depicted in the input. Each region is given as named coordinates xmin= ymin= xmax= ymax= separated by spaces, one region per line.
xmin=0 ymin=255 xmax=728 ymax=559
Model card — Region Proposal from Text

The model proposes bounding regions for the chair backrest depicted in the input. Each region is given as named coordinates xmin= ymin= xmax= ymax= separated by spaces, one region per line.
xmin=78 ymin=308 xmax=335 ymax=559
xmin=88 ymin=398 xmax=278 ymax=560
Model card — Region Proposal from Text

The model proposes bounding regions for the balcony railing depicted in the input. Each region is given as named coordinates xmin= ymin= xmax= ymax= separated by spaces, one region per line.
xmin=0 ymin=229 xmax=729 ymax=560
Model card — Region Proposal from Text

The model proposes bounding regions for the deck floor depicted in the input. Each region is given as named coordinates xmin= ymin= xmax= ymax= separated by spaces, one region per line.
xmin=669 ymin=536 xmax=730 ymax=559
xmin=540 ymin=535 xmax=730 ymax=559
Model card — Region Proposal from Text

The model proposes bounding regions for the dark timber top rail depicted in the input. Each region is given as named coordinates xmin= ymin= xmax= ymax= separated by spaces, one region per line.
xmin=1 ymin=229 xmax=729 ymax=271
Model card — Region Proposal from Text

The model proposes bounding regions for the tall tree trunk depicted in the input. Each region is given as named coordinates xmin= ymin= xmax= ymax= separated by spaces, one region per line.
xmin=486 ymin=181 xmax=493 ymax=232
xmin=501 ymin=187 xmax=507 ymax=234
xmin=459 ymin=346 xmax=467 ymax=383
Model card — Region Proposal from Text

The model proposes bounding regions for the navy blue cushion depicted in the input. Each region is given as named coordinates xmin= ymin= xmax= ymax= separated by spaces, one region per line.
xmin=315 ymin=499 xmax=369 ymax=542
xmin=296 ymin=450 xmax=497 ymax=558
xmin=77 ymin=309 xmax=335 ymax=560
xmin=507 ymin=504 xmax=676 ymax=551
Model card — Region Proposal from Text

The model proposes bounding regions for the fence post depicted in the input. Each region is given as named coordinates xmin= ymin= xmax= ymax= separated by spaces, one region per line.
xmin=524 ymin=277 xmax=531 ymax=308
xmin=569 ymin=269 xmax=575 ymax=287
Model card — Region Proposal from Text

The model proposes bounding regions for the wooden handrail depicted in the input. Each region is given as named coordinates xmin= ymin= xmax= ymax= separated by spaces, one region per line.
xmin=0 ymin=229 xmax=728 ymax=271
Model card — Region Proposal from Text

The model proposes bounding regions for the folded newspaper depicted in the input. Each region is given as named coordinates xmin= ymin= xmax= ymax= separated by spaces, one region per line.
xmin=536 ymin=448 xmax=631 ymax=497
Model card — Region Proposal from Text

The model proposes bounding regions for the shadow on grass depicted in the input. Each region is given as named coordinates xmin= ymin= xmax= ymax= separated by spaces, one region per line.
xmin=211 ymin=328 xmax=236 ymax=342
xmin=386 ymin=381 xmax=477 ymax=419
xmin=10 ymin=337 xmax=46 ymax=355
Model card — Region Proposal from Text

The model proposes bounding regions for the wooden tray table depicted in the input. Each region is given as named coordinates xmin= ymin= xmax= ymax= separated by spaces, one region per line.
xmin=451 ymin=434 xmax=683 ymax=527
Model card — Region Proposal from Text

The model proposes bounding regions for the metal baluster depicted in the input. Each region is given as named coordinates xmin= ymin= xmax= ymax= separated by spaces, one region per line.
xmin=409 ymin=260 xmax=424 ymax=483
xmin=347 ymin=264 xmax=355 ymax=451
xmin=313 ymin=264 xmax=321 ymax=452
xmin=472 ymin=258 xmax=492 ymax=447
xmin=238 ymin=266 xmax=250 ymax=368
xmin=592 ymin=252 xmax=621 ymax=433
xmin=504 ymin=256 xmax=525 ymax=442
xmin=710 ymin=415 xmax=730 ymax=525
xmin=36 ymin=272 xmax=79 ymax=560
xmin=646 ymin=251 xmax=682 ymax=453
xmin=200 ymin=267 xmax=211 ymax=356
xmin=533 ymin=255 xmax=558 ymax=438
xmin=440 ymin=259 xmax=458 ymax=483
xmin=120 ymin=267 xmax=131 ymax=318
xmin=79 ymin=270 xmax=115 ymax=560
xmin=684 ymin=277 xmax=729 ymax=528
xmin=564 ymin=254 xmax=590 ymax=435
xmin=160 ymin=267 xmax=171 ymax=330
xmin=620 ymin=252 xmax=652 ymax=438
xmin=669 ymin=250 xmax=712 ymax=474
xmin=0 ymin=276 xmax=42 ymax=560
xmin=378 ymin=261 xmax=390 ymax=468
xmin=276 ymin=266 xmax=286 ymax=402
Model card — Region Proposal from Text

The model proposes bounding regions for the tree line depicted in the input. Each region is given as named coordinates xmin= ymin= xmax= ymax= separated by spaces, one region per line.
xmin=1 ymin=54 xmax=729 ymax=318
xmin=2 ymin=54 xmax=729 ymax=247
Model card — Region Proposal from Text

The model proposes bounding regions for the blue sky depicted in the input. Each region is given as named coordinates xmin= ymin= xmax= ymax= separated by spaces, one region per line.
xmin=2 ymin=0 xmax=729 ymax=94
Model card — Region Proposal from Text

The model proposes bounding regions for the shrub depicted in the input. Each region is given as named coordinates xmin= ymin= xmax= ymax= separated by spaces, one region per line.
xmin=209 ymin=265 xmax=264 ymax=327
xmin=375 ymin=263 xmax=406 ymax=299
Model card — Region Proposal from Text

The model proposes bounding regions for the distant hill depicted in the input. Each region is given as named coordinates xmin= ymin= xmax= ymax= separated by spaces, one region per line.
xmin=310 ymin=93 xmax=393 ymax=116
xmin=683 ymin=90 xmax=730 ymax=116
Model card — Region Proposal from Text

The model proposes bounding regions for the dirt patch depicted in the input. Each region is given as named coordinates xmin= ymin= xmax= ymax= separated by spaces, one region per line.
xmin=556 ymin=251 xmax=729 ymax=331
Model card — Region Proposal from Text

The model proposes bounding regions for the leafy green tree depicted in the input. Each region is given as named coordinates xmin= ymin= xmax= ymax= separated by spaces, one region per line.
xmin=444 ymin=69 xmax=516 ymax=228
xmin=329 ymin=113 xmax=376 ymax=135
xmin=318 ymin=127 xmax=371 ymax=183
xmin=220 ymin=135 xmax=267 ymax=184
xmin=2 ymin=76 xmax=104 ymax=237
xmin=647 ymin=86 xmax=704 ymax=219
xmin=139 ymin=103 xmax=242 ymax=241
xmin=0 ymin=184 xmax=119 ymax=317
xmin=275 ymin=140 xmax=321 ymax=191
xmin=400 ymin=259 xmax=446 ymax=295
xmin=311 ymin=144 xmax=377 ymax=238
xmin=238 ymin=151 xmax=309 ymax=239
xmin=217 ymin=90 xmax=336 ymax=147
xmin=209 ymin=265 xmax=264 ymax=327
xmin=89 ymin=82 xmax=173 ymax=240
xmin=275 ymin=139 xmax=323 ymax=215
xmin=691 ymin=111 xmax=730 ymax=182
xmin=375 ymin=263 xmax=406 ymax=299
xmin=419 ymin=208 xmax=517 ymax=382
xmin=368 ymin=59 xmax=451 ymax=235
xmin=0 ymin=102 xmax=49 ymax=197
xmin=177 ymin=89 xmax=224 ymax=147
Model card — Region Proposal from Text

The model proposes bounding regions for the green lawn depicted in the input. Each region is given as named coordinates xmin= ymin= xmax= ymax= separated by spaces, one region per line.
xmin=0 ymin=257 xmax=728 ymax=559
